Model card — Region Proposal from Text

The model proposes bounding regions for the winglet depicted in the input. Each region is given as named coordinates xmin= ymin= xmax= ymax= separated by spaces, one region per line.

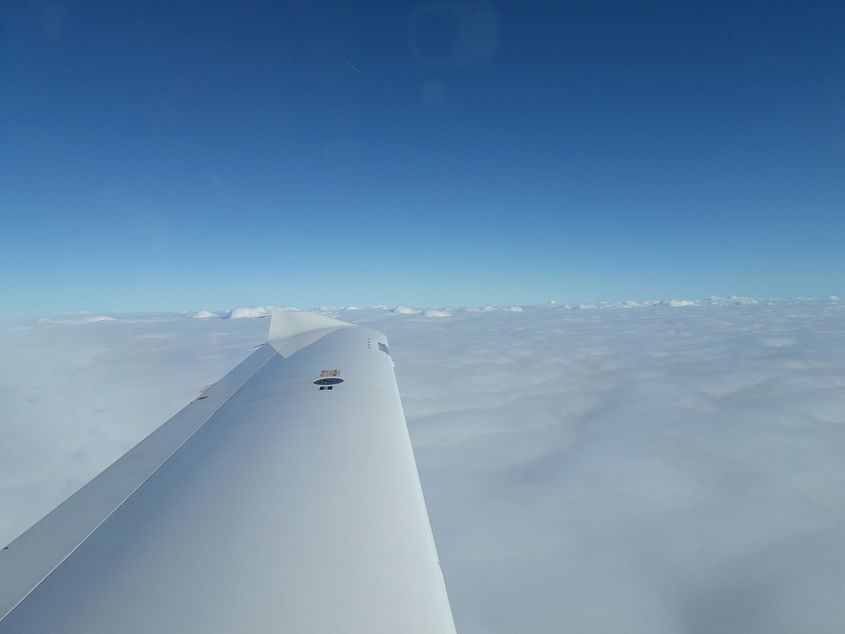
xmin=268 ymin=311 xmax=354 ymax=358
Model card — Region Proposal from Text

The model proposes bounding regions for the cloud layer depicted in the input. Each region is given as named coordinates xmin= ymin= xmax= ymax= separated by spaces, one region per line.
xmin=2 ymin=300 xmax=845 ymax=633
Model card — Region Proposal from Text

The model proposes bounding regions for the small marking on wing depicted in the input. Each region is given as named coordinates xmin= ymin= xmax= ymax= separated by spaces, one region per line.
xmin=368 ymin=339 xmax=391 ymax=356
xmin=314 ymin=378 xmax=344 ymax=386
xmin=315 ymin=372 xmax=343 ymax=391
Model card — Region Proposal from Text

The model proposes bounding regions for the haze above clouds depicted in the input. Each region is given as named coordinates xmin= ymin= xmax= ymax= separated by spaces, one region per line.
xmin=2 ymin=300 xmax=845 ymax=633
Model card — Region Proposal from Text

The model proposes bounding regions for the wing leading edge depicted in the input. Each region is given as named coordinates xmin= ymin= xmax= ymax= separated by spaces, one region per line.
xmin=0 ymin=312 xmax=457 ymax=634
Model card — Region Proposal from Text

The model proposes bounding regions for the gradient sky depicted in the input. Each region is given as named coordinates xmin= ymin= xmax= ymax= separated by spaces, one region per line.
xmin=2 ymin=1 xmax=844 ymax=314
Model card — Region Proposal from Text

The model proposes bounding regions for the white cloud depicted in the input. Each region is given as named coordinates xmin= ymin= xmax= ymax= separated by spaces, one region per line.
xmin=2 ymin=300 xmax=845 ymax=633
xmin=465 ymin=305 xmax=523 ymax=313
xmin=392 ymin=305 xmax=421 ymax=315
xmin=191 ymin=310 xmax=219 ymax=319
xmin=227 ymin=306 xmax=269 ymax=319
xmin=423 ymin=308 xmax=452 ymax=318
xmin=226 ymin=305 xmax=295 ymax=319
xmin=38 ymin=315 xmax=118 ymax=324
xmin=706 ymin=295 xmax=760 ymax=305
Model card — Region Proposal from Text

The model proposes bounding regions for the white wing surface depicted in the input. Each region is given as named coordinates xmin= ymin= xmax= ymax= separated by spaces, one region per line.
xmin=0 ymin=312 xmax=457 ymax=633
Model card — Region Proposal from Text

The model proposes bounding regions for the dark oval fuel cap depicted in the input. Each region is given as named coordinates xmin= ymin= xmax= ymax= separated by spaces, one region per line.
xmin=314 ymin=377 xmax=344 ymax=386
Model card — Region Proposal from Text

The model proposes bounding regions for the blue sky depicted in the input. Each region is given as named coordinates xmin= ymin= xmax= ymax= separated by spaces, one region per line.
xmin=2 ymin=1 xmax=844 ymax=314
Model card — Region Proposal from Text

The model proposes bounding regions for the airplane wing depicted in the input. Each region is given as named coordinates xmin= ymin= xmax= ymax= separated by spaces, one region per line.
xmin=0 ymin=311 xmax=457 ymax=633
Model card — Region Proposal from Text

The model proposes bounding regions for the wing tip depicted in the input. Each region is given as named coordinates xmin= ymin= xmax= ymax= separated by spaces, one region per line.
xmin=268 ymin=311 xmax=354 ymax=357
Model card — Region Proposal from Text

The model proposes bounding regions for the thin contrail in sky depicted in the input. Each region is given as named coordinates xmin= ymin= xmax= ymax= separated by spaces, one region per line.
xmin=344 ymin=58 xmax=361 ymax=73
